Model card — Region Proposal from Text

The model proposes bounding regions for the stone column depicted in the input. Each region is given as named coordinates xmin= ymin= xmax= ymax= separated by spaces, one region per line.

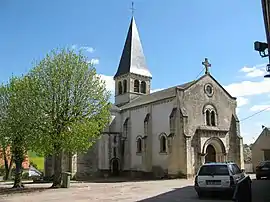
xmin=216 ymin=152 xmax=221 ymax=162
xmin=185 ymin=137 xmax=193 ymax=178
xmin=200 ymin=153 xmax=206 ymax=165
xmin=44 ymin=155 xmax=54 ymax=178
xmin=223 ymin=152 xmax=227 ymax=162
xmin=71 ymin=154 xmax=77 ymax=178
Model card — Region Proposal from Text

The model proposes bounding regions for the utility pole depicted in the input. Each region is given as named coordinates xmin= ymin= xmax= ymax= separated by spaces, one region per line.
xmin=254 ymin=0 xmax=270 ymax=77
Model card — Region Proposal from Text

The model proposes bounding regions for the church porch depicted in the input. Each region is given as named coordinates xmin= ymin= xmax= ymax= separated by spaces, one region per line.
xmin=192 ymin=127 xmax=229 ymax=175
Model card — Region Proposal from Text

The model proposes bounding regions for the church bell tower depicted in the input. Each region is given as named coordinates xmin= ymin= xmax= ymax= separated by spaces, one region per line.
xmin=114 ymin=16 xmax=152 ymax=107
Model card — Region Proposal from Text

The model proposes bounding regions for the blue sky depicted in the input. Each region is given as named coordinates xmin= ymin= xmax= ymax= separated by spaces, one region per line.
xmin=0 ymin=0 xmax=269 ymax=144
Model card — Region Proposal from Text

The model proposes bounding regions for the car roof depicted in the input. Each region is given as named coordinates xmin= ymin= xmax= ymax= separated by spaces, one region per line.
xmin=202 ymin=162 xmax=235 ymax=166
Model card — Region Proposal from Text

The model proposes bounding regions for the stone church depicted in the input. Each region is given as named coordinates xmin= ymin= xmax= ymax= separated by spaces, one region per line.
xmin=44 ymin=16 xmax=244 ymax=179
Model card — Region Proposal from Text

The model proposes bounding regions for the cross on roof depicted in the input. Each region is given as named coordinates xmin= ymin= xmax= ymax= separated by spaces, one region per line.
xmin=202 ymin=58 xmax=211 ymax=74
xmin=130 ymin=2 xmax=135 ymax=16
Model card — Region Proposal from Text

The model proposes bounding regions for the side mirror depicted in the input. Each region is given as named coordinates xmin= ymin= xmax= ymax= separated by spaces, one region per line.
xmin=241 ymin=169 xmax=245 ymax=173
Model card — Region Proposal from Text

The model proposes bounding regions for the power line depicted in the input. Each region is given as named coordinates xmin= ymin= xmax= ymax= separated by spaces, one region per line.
xmin=240 ymin=105 xmax=270 ymax=122
xmin=195 ymin=67 xmax=205 ymax=80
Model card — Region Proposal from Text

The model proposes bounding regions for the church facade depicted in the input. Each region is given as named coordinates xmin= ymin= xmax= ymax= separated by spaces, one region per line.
xmin=44 ymin=17 xmax=244 ymax=180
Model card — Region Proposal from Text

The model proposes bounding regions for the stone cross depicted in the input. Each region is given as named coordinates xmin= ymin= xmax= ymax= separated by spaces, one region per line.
xmin=202 ymin=58 xmax=211 ymax=74
xmin=130 ymin=2 xmax=135 ymax=16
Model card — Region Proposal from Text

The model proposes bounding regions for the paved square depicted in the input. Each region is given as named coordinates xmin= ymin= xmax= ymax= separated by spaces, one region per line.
xmin=0 ymin=179 xmax=232 ymax=202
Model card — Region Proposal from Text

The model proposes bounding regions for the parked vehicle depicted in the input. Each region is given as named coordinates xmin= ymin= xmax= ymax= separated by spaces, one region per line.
xmin=28 ymin=166 xmax=44 ymax=182
xmin=194 ymin=162 xmax=245 ymax=198
xmin=255 ymin=160 xmax=270 ymax=180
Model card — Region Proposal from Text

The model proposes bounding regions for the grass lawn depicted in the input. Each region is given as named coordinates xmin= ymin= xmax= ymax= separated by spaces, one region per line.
xmin=28 ymin=151 xmax=44 ymax=171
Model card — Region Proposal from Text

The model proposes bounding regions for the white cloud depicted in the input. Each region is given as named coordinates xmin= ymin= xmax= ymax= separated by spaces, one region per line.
xmin=223 ymin=64 xmax=270 ymax=98
xmin=71 ymin=44 xmax=95 ymax=53
xmin=241 ymin=132 xmax=257 ymax=144
xmin=80 ymin=46 xmax=95 ymax=53
xmin=250 ymin=104 xmax=270 ymax=112
xmin=240 ymin=66 xmax=256 ymax=73
xmin=246 ymin=69 xmax=265 ymax=77
xmin=237 ymin=97 xmax=249 ymax=107
xmin=224 ymin=79 xmax=270 ymax=97
xmin=88 ymin=58 xmax=99 ymax=65
xmin=99 ymin=75 xmax=114 ymax=92
xmin=239 ymin=64 xmax=266 ymax=78
xmin=71 ymin=44 xmax=77 ymax=50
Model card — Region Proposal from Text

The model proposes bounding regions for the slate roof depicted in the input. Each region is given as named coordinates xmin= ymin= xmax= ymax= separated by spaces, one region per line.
xmin=120 ymin=80 xmax=195 ymax=110
xmin=114 ymin=17 xmax=152 ymax=79
xmin=119 ymin=73 xmax=236 ymax=111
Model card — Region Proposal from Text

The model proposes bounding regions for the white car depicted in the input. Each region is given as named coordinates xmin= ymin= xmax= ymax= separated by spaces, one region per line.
xmin=194 ymin=162 xmax=245 ymax=198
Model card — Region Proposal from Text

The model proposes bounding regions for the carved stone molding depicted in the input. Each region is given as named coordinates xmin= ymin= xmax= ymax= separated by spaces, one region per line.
xmin=198 ymin=152 xmax=207 ymax=157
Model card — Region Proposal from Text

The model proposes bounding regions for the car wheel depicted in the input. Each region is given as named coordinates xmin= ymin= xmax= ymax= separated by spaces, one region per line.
xmin=256 ymin=175 xmax=261 ymax=180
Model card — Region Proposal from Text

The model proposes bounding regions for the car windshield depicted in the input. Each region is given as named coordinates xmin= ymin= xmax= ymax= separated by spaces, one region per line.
xmin=198 ymin=165 xmax=229 ymax=176
xmin=259 ymin=161 xmax=270 ymax=167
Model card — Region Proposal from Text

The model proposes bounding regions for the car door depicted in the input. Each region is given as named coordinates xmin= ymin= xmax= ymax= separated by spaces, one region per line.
xmin=231 ymin=164 xmax=244 ymax=182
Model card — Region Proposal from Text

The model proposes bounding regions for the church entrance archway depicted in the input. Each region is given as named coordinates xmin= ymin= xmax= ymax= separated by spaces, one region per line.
xmin=205 ymin=145 xmax=216 ymax=163
xmin=202 ymin=137 xmax=227 ymax=164
xmin=111 ymin=158 xmax=120 ymax=176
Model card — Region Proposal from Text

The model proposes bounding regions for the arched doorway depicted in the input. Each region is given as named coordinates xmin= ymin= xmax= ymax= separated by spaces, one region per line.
xmin=111 ymin=158 xmax=119 ymax=176
xmin=205 ymin=145 xmax=216 ymax=163
xmin=202 ymin=137 xmax=227 ymax=164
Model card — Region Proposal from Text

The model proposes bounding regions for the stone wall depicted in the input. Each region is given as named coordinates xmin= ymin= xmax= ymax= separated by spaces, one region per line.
xmin=76 ymin=143 xmax=99 ymax=180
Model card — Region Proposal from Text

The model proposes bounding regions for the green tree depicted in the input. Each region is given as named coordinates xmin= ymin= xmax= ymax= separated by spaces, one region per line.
xmin=6 ymin=76 xmax=40 ymax=188
xmin=243 ymin=144 xmax=252 ymax=163
xmin=0 ymin=77 xmax=39 ymax=187
xmin=0 ymin=85 xmax=13 ymax=180
xmin=28 ymin=49 xmax=111 ymax=188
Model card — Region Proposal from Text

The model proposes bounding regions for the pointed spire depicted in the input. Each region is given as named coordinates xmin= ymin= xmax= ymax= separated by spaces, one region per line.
xmin=114 ymin=17 xmax=152 ymax=79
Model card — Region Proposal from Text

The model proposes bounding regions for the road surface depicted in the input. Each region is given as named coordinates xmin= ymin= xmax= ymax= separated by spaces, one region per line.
xmin=0 ymin=178 xmax=230 ymax=202
xmin=1 ymin=174 xmax=269 ymax=202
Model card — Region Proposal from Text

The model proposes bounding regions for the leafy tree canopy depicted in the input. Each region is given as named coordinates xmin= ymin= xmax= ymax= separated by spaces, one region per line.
xmin=28 ymin=49 xmax=111 ymax=156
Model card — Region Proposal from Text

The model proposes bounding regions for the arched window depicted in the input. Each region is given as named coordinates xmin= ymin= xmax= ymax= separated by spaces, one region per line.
xmin=118 ymin=81 xmax=122 ymax=95
xmin=211 ymin=111 xmax=216 ymax=126
xmin=137 ymin=137 xmax=142 ymax=153
xmin=144 ymin=113 xmax=150 ymax=136
xmin=203 ymin=104 xmax=218 ymax=126
xmin=123 ymin=80 xmax=127 ymax=93
xmin=123 ymin=118 xmax=129 ymax=138
xmin=160 ymin=134 xmax=167 ymax=153
xmin=169 ymin=108 xmax=177 ymax=134
xmin=113 ymin=135 xmax=117 ymax=144
xmin=140 ymin=81 xmax=146 ymax=94
xmin=134 ymin=80 xmax=139 ymax=92
xmin=206 ymin=110 xmax=210 ymax=126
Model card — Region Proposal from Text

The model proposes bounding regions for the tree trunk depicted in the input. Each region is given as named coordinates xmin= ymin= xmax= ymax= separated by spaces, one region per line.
xmin=6 ymin=156 xmax=14 ymax=180
xmin=12 ymin=145 xmax=24 ymax=189
xmin=13 ymin=158 xmax=24 ymax=188
xmin=3 ymin=147 xmax=13 ymax=181
xmin=3 ymin=147 xmax=9 ymax=180
xmin=51 ymin=153 xmax=62 ymax=188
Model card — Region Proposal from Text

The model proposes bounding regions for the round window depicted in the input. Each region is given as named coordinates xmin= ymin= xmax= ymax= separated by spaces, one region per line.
xmin=205 ymin=84 xmax=214 ymax=96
